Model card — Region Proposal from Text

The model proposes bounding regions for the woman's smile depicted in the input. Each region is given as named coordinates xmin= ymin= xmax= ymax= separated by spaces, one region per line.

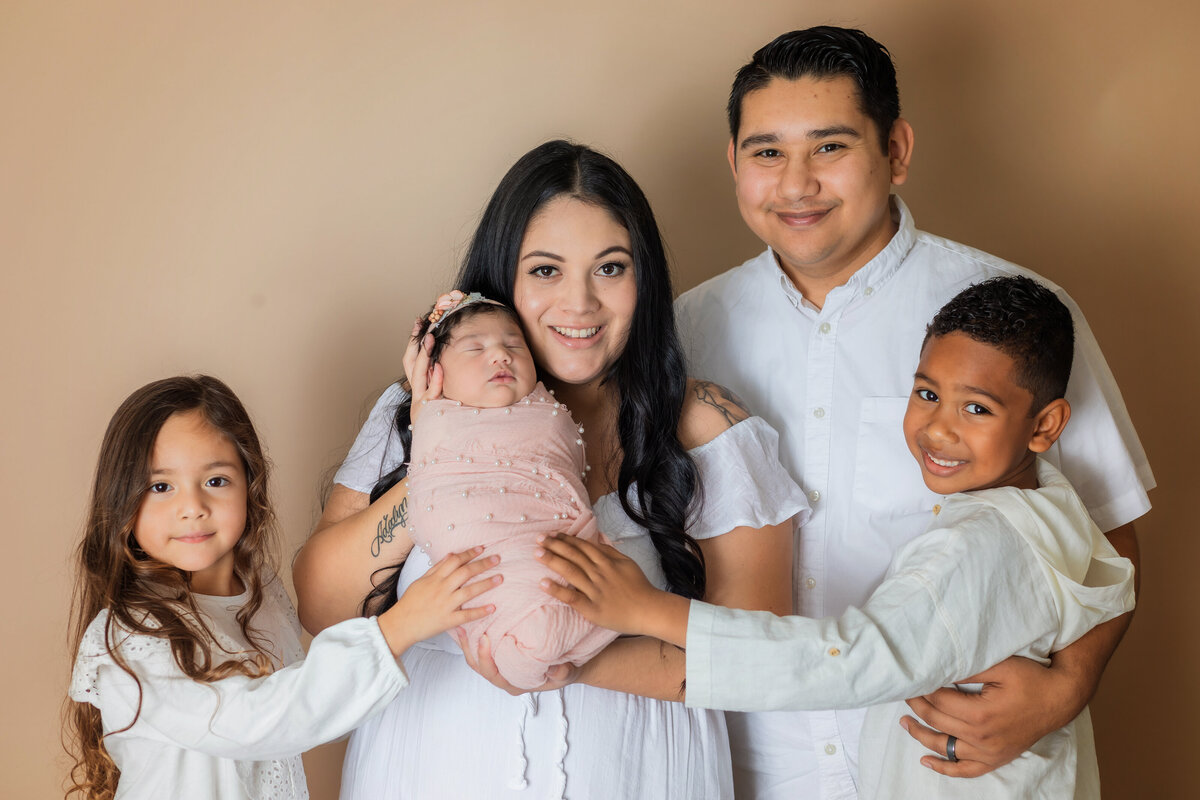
xmin=513 ymin=197 xmax=636 ymax=387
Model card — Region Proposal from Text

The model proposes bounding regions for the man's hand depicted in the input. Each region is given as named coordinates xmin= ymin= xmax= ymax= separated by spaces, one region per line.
xmin=902 ymin=655 xmax=1070 ymax=776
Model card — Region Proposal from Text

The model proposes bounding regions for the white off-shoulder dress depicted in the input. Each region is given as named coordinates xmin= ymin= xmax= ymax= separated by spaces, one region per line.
xmin=335 ymin=383 xmax=809 ymax=800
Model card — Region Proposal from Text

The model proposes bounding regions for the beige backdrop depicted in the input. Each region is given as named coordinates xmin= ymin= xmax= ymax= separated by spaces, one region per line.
xmin=4 ymin=1 xmax=1196 ymax=797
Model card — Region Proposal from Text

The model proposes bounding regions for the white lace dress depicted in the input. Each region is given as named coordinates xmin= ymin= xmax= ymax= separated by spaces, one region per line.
xmin=335 ymin=385 xmax=809 ymax=800
xmin=70 ymin=574 xmax=408 ymax=800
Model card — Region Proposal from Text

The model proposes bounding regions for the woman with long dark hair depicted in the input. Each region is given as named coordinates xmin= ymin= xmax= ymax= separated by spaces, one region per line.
xmin=294 ymin=140 xmax=807 ymax=798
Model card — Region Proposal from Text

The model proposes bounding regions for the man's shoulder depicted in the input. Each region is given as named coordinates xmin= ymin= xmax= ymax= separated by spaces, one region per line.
xmin=908 ymin=229 xmax=1066 ymax=291
xmin=676 ymin=250 xmax=773 ymax=309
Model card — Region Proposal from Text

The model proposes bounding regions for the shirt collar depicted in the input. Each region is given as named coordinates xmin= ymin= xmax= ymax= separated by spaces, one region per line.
xmin=757 ymin=195 xmax=918 ymax=312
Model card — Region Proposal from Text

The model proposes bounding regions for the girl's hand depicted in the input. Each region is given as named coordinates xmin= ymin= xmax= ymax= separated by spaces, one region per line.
xmin=403 ymin=290 xmax=463 ymax=421
xmin=535 ymin=534 xmax=665 ymax=637
xmin=377 ymin=546 xmax=500 ymax=657
xmin=452 ymin=629 xmax=578 ymax=695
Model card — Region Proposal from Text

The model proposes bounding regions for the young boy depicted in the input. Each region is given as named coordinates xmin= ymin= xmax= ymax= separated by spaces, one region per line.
xmin=537 ymin=276 xmax=1135 ymax=798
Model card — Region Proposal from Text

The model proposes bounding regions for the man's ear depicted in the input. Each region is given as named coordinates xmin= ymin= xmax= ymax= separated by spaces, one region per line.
xmin=1028 ymin=398 xmax=1071 ymax=453
xmin=889 ymin=118 xmax=915 ymax=186
xmin=727 ymin=137 xmax=738 ymax=180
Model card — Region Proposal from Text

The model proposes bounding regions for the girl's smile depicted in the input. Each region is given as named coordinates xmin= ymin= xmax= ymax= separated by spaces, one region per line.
xmin=133 ymin=409 xmax=247 ymax=596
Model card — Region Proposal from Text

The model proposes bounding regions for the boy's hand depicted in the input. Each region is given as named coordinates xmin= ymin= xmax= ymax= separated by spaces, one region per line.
xmin=377 ymin=546 xmax=500 ymax=657
xmin=536 ymin=534 xmax=686 ymax=644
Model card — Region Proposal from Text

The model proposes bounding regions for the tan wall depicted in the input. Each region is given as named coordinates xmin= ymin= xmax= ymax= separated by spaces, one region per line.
xmin=4 ymin=1 xmax=1196 ymax=797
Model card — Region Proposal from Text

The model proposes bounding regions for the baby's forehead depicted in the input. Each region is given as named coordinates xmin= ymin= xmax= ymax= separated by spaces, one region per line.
xmin=449 ymin=312 xmax=524 ymax=341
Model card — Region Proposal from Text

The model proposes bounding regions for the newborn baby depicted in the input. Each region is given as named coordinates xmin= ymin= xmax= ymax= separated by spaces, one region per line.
xmin=406 ymin=294 xmax=618 ymax=688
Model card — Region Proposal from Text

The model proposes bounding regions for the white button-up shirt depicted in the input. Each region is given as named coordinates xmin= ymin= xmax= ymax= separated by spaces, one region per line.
xmin=675 ymin=196 xmax=1154 ymax=799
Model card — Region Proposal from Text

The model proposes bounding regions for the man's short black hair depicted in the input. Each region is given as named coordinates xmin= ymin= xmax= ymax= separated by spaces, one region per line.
xmin=727 ymin=26 xmax=900 ymax=152
xmin=924 ymin=275 xmax=1075 ymax=413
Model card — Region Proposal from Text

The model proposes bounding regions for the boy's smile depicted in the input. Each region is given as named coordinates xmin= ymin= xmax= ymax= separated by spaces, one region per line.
xmin=903 ymin=332 xmax=1046 ymax=496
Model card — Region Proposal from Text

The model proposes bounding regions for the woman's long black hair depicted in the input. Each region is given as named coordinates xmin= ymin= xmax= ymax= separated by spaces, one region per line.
xmin=361 ymin=140 xmax=704 ymax=616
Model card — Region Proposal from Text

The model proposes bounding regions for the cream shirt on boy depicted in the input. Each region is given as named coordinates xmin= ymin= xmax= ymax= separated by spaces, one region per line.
xmin=685 ymin=459 xmax=1135 ymax=798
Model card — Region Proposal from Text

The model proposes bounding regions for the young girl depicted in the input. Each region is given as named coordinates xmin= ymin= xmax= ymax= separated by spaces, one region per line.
xmin=400 ymin=293 xmax=618 ymax=689
xmin=65 ymin=375 xmax=499 ymax=800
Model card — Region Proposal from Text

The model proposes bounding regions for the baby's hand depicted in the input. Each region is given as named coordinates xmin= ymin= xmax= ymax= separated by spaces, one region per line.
xmin=536 ymin=534 xmax=663 ymax=636
xmin=377 ymin=546 xmax=500 ymax=657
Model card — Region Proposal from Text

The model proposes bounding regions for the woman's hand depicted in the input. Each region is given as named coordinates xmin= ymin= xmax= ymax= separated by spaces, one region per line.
xmin=536 ymin=534 xmax=689 ymax=647
xmin=377 ymin=546 xmax=500 ymax=658
xmin=452 ymin=629 xmax=578 ymax=695
xmin=404 ymin=290 xmax=463 ymax=420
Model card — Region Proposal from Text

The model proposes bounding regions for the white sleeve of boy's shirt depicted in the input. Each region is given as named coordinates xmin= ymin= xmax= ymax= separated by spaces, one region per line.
xmin=685 ymin=513 xmax=1126 ymax=712
xmin=72 ymin=613 xmax=409 ymax=761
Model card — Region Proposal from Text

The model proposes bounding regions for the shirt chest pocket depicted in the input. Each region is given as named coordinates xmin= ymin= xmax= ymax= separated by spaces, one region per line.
xmin=852 ymin=397 xmax=940 ymax=521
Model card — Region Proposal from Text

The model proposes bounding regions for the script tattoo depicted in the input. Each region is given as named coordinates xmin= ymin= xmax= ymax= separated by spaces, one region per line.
xmin=692 ymin=381 xmax=751 ymax=428
xmin=371 ymin=497 xmax=408 ymax=558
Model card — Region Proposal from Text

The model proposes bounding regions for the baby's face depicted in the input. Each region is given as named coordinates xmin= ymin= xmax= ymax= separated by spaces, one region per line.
xmin=438 ymin=313 xmax=537 ymax=408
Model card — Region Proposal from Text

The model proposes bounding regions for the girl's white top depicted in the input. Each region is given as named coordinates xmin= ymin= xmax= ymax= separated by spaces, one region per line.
xmin=70 ymin=574 xmax=409 ymax=800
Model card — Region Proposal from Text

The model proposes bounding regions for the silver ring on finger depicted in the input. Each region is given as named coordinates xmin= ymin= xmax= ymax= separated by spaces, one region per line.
xmin=945 ymin=735 xmax=959 ymax=763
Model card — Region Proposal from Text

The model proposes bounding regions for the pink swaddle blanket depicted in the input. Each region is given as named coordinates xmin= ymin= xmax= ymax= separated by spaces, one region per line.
xmin=407 ymin=383 xmax=619 ymax=689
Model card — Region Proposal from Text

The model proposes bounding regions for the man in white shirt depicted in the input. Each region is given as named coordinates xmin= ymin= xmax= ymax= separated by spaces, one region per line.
xmin=674 ymin=26 xmax=1152 ymax=799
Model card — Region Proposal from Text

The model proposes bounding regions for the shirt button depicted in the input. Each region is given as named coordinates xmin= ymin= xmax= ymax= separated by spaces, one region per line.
xmin=808 ymin=490 xmax=821 ymax=504
xmin=813 ymin=407 xmax=825 ymax=419
xmin=819 ymin=322 xmax=831 ymax=334
xmin=805 ymin=577 xmax=816 ymax=589
xmin=863 ymin=287 xmax=875 ymax=296
xmin=828 ymin=647 xmax=841 ymax=657
xmin=825 ymin=743 xmax=838 ymax=755
xmin=933 ymin=504 xmax=942 ymax=515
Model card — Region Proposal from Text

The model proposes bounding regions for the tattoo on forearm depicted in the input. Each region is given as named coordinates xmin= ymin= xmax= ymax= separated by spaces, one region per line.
xmin=371 ymin=497 xmax=408 ymax=557
xmin=692 ymin=381 xmax=751 ymax=427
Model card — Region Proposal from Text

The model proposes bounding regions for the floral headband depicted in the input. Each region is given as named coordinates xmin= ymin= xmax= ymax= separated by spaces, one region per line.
xmin=426 ymin=291 xmax=506 ymax=334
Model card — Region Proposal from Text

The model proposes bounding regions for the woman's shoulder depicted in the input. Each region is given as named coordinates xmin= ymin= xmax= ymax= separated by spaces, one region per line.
xmin=677 ymin=379 xmax=752 ymax=450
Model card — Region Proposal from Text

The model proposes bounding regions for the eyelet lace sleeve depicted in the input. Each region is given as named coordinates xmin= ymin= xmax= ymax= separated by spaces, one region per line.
xmin=70 ymin=610 xmax=171 ymax=707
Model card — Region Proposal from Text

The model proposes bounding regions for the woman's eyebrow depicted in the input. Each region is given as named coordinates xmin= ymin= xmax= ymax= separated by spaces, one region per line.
xmin=521 ymin=250 xmax=564 ymax=262
xmin=595 ymin=246 xmax=633 ymax=259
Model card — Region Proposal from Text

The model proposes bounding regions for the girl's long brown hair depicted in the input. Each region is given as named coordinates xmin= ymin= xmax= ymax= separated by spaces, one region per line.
xmin=63 ymin=375 xmax=280 ymax=800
